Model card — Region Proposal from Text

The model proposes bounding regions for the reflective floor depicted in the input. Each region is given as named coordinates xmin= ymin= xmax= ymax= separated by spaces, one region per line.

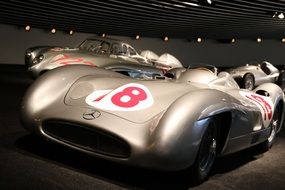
xmin=0 ymin=64 xmax=285 ymax=190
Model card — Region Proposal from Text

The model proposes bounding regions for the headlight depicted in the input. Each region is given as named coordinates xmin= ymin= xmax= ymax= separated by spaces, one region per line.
xmin=32 ymin=55 xmax=44 ymax=64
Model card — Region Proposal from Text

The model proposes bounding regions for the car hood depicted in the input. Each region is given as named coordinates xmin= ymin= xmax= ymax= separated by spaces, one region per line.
xmin=65 ymin=77 xmax=199 ymax=123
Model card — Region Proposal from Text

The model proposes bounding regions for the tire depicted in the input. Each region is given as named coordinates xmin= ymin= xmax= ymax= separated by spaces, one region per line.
xmin=242 ymin=73 xmax=255 ymax=90
xmin=190 ymin=120 xmax=218 ymax=184
xmin=257 ymin=103 xmax=282 ymax=152
xmin=277 ymin=70 xmax=285 ymax=91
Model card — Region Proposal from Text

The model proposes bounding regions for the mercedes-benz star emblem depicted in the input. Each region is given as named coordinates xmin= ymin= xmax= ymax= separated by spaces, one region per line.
xmin=83 ymin=109 xmax=101 ymax=120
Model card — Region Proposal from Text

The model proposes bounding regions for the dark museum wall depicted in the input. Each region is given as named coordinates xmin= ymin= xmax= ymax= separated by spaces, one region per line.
xmin=1 ymin=23 xmax=285 ymax=67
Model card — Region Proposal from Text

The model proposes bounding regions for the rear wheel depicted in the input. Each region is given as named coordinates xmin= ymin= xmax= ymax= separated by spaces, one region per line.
xmin=190 ymin=120 xmax=218 ymax=184
xmin=258 ymin=103 xmax=282 ymax=151
xmin=242 ymin=73 xmax=255 ymax=90
xmin=277 ymin=70 xmax=285 ymax=91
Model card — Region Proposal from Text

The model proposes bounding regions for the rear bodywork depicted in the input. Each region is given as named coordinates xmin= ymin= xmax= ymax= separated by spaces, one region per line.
xmin=21 ymin=65 xmax=285 ymax=171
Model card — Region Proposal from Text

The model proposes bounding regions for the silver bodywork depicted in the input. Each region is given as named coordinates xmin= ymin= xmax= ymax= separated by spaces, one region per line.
xmin=228 ymin=61 xmax=280 ymax=86
xmin=21 ymin=65 xmax=285 ymax=171
xmin=25 ymin=37 xmax=161 ymax=78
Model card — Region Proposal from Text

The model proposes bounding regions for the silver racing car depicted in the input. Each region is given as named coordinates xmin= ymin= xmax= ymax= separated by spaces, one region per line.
xmin=227 ymin=61 xmax=281 ymax=90
xmin=25 ymin=37 xmax=182 ymax=78
xmin=25 ymin=37 xmax=153 ymax=78
xmin=20 ymin=65 xmax=285 ymax=184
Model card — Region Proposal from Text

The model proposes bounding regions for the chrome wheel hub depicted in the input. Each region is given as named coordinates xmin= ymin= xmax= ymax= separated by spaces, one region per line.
xmin=268 ymin=119 xmax=277 ymax=142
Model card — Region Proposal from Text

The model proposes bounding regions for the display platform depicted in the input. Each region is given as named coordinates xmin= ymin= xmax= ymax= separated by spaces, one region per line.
xmin=0 ymin=64 xmax=285 ymax=190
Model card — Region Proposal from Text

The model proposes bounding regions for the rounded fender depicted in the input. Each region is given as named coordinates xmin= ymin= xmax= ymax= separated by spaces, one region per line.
xmin=20 ymin=65 xmax=127 ymax=131
xmin=147 ymin=89 xmax=234 ymax=170
xmin=254 ymin=83 xmax=284 ymax=105
xmin=254 ymin=83 xmax=285 ymax=131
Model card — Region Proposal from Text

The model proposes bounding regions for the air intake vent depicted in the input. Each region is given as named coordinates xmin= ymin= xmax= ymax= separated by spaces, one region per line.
xmin=42 ymin=120 xmax=130 ymax=158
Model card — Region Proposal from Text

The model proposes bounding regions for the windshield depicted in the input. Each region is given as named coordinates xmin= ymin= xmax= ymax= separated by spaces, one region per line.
xmin=110 ymin=43 xmax=127 ymax=55
xmin=113 ymin=69 xmax=161 ymax=79
xmin=79 ymin=39 xmax=133 ymax=56
xmin=78 ymin=39 xmax=102 ymax=51
xmin=78 ymin=39 xmax=111 ymax=54
xmin=190 ymin=64 xmax=218 ymax=75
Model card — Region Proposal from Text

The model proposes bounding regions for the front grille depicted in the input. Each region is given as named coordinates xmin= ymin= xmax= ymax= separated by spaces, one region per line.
xmin=42 ymin=120 xmax=131 ymax=158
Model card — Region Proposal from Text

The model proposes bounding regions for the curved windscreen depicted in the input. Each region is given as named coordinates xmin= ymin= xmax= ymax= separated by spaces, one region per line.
xmin=78 ymin=39 xmax=106 ymax=52
xmin=190 ymin=64 xmax=218 ymax=75
xmin=78 ymin=39 xmax=129 ymax=55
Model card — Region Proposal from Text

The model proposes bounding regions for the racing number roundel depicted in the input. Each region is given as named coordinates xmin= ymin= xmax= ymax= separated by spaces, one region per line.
xmin=111 ymin=86 xmax=147 ymax=108
xmin=85 ymin=83 xmax=153 ymax=111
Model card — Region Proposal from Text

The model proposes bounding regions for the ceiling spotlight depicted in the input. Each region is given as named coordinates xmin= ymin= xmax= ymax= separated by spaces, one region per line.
xmin=199 ymin=0 xmax=214 ymax=6
xmin=282 ymin=38 xmax=285 ymax=43
xmin=25 ymin=25 xmax=31 ymax=31
xmin=182 ymin=0 xmax=214 ymax=7
xmin=51 ymin=28 xmax=56 ymax=34
xmin=257 ymin=38 xmax=262 ymax=43
xmin=278 ymin=13 xmax=284 ymax=19
xmin=197 ymin=37 xmax=202 ymax=43
xmin=69 ymin=30 xmax=74 ymax=35
xmin=182 ymin=2 xmax=199 ymax=6
xmin=102 ymin=33 xmax=106 ymax=37
xmin=164 ymin=36 xmax=169 ymax=41
xmin=273 ymin=12 xmax=285 ymax=19
xmin=135 ymin=35 xmax=140 ymax=40
xmin=231 ymin=38 xmax=236 ymax=43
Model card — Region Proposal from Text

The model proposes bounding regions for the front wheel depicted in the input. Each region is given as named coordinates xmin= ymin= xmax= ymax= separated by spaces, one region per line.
xmin=190 ymin=120 xmax=218 ymax=184
xmin=277 ymin=70 xmax=285 ymax=91
xmin=242 ymin=73 xmax=255 ymax=90
xmin=258 ymin=103 xmax=282 ymax=152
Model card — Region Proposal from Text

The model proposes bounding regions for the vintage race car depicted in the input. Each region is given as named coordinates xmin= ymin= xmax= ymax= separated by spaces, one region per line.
xmin=20 ymin=65 xmax=284 ymax=184
xmin=227 ymin=61 xmax=280 ymax=90
xmin=25 ymin=37 xmax=159 ymax=78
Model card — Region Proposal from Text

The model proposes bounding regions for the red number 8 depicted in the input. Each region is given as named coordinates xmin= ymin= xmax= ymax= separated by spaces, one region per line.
xmin=111 ymin=87 xmax=147 ymax=108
